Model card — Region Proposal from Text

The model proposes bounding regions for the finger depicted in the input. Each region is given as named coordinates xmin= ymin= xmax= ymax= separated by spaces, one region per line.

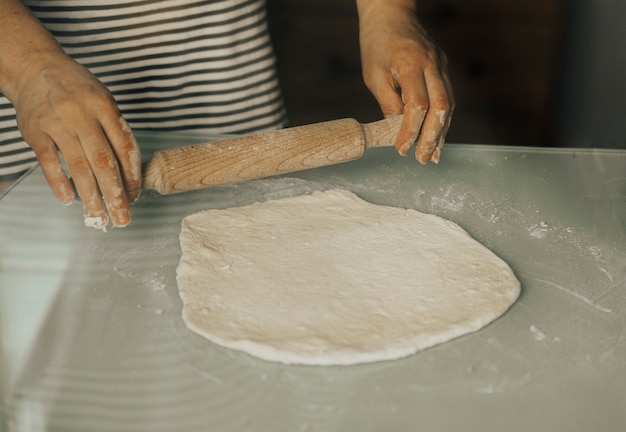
xmin=102 ymin=116 xmax=142 ymax=204
xmin=430 ymin=131 xmax=445 ymax=164
xmin=59 ymin=137 xmax=109 ymax=229
xmin=393 ymin=71 xmax=428 ymax=156
xmin=438 ymin=66 xmax=455 ymax=138
xmin=414 ymin=113 xmax=440 ymax=164
xmin=415 ymin=70 xmax=453 ymax=163
xmin=431 ymin=108 xmax=453 ymax=164
xmin=80 ymin=128 xmax=132 ymax=228
xmin=30 ymin=134 xmax=75 ymax=205
xmin=396 ymin=100 xmax=427 ymax=156
xmin=431 ymin=142 xmax=442 ymax=164
xmin=364 ymin=65 xmax=405 ymax=118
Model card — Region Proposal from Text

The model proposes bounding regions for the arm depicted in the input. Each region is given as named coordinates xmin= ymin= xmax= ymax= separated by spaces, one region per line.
xmin=356 ymin=0 xmax=454 ymax=163
xmin=0 ymin=0 xmax=141 ymax=228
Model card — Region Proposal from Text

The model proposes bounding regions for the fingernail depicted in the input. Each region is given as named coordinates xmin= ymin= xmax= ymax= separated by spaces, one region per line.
xmin=396 ymin=141 xmax=411 ymax=157
xmin=416 ymin=149 xmax=430 ymax=165
xmin=431 ymin=148 xmax=441 ymax=164
xmin=128 ymin=188 xmax=141 ymax=204
xmin=84 ymin=215 xmax=109 ymax=231
xmin=112 ymin=208 xmax=132 ymax=228
xmin=59 ymin=184 xmax=76 ymax=206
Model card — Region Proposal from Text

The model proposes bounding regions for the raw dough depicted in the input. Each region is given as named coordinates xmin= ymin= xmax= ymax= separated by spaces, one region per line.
xmin=177 ymin=189 xmax=520 ymax=365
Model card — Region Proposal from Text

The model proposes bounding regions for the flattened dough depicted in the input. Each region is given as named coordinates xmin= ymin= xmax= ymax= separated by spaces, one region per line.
xmin=177 ymin=189 xmax=520 ymax=365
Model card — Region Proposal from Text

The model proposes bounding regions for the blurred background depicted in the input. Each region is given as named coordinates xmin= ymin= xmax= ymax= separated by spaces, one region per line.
xmin=267 ymin=0 xmax=625 ymax=149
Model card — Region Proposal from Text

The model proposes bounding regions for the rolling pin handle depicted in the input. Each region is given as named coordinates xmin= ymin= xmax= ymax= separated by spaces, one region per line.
xmin=361 ymin=115 xmax=404 ymax=149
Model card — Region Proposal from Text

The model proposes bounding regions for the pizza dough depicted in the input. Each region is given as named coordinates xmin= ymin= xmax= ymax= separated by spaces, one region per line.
xmin=177 ymin=189 xmax=520 ymax=365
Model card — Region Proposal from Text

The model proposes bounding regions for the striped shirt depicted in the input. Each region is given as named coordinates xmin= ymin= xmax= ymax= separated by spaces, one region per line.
xmin=0 ymin=0 xmax=287 ymax=177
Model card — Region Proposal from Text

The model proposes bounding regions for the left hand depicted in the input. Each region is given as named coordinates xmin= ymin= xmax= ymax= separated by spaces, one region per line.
xmin=357 ymin=0 xmax=454 ymax=163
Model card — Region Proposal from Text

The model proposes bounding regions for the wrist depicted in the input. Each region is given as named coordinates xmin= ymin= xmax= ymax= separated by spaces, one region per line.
xmin=1 ymin=48 xmax=67 ymax=105
xmin=356 ymin=0 xmax=417 ymax=23
xmin=356 ymin=0 xmax=421 ymax=45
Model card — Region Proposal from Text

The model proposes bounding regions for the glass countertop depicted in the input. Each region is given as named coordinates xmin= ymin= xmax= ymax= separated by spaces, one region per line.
xmin=1 ymin=133 xmax=625 ymax=432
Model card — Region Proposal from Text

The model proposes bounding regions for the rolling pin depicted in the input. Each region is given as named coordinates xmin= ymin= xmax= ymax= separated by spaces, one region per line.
xmin=143 ymin=115 xmax=404 ymax=195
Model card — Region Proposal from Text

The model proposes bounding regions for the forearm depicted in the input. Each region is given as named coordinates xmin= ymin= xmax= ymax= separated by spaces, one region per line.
xmin=0 ymin=0 xmax=65 ymax=101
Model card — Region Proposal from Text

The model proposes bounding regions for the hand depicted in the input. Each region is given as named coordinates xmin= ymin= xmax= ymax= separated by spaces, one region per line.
xmin=11 ymin=52 xmax=142 ymax=229
xmin=357 ymin=0 xmax=454 ymax=163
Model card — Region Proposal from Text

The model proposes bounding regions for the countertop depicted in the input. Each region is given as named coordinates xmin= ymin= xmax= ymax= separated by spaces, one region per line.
xmin=1 ymin=133 xmax=625 ymax=431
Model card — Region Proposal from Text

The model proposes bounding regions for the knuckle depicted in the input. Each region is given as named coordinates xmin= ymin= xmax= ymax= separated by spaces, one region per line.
xmin=93 ymin=149 xmax=118 ymax=171
xmin=407 ymin=100 xmax=429 ymax=115
xmin=67 ymin=155 xmax=91 ymax=176
xmin=121 ymin=140 xmax=140 ymax=159
xmin=95 ymin=97 xmax=117 ymax=114
xmin=432 ymin=99 xmax=452 ymax=114
xmin=363 ymin=71 xmax=390 ymax=96
xmin=81 ymin=190 xmax=104 ymax=211
xmin=88 ymin=87 xmax=117 ymax=110
xmin=34 ymin=143 xmax=59 ymax=165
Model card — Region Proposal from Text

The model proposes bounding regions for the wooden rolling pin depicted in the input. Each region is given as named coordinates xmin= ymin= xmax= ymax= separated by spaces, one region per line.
xmin=143 ymin=115 xmax=403 ymax=195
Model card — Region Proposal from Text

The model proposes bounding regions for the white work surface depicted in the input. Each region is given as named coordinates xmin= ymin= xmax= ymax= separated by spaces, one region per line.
xmin=1 ymin=132 xmax=625 ymax=431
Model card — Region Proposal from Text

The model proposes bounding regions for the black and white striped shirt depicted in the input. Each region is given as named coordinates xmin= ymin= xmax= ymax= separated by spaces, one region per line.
xmin=0 ymin=0 xmax=287 ymax=177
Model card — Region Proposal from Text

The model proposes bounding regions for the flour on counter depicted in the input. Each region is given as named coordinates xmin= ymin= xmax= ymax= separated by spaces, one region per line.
xmin=530 ymin=325 xmax=547 ymax=341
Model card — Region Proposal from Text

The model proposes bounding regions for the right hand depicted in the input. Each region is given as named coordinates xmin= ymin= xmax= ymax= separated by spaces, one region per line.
xmin=357 ymin=0 xmax=454 ymax=164
xmin=11 ymin=51 xmax=142 ymax=229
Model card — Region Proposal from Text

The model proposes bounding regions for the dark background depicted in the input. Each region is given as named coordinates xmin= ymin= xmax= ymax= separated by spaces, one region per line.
xmin=267 ymin=0 xmax=625 ymax=149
